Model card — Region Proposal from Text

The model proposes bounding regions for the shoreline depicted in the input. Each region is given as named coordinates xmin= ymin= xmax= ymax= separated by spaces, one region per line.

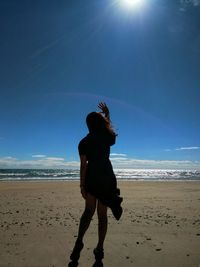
xmin=1 ymin=179 xmax=200 ymax=183
xmin=1 ymin=169 xmax=200 ymax=183
xmin=1 ymin=181 xmax=200 ymax=266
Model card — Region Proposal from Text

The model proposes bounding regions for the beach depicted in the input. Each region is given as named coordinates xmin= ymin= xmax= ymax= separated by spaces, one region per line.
xmin=0 ymin=181 xmax=200 ymax=267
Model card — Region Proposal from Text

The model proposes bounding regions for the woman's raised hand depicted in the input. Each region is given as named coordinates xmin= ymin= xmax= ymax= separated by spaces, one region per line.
xmin=98 ymin=102 xmax=110 ymax=118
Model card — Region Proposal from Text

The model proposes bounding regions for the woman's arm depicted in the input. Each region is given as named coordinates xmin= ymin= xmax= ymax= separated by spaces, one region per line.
xmin=80 ymin=155 xmax=87 ymax=199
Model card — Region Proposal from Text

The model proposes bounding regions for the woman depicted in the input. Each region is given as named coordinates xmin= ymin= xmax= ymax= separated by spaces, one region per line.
xmin=68 ymin=102 xmax=123 ymax=266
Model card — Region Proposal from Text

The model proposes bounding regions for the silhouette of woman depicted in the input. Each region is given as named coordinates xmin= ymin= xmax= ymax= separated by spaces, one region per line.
xmin=68 ymin=102 xmax=123 ymax=266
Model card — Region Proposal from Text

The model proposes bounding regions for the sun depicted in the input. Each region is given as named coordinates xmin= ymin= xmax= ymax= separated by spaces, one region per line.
xmin=121 ymin=0 xmax=144 ymax=10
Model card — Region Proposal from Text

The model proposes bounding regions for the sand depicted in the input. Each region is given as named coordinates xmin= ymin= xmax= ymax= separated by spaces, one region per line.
xmin=0 ymin=181 xmax=200 ymax=267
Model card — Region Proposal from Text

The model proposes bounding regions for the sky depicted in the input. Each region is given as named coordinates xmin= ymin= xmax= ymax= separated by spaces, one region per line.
xmin=0 ymin=0 xmax=200 ymax=169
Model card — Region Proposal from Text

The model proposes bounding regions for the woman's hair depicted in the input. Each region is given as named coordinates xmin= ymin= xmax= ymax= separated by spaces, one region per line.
xmin=86 ymin=112 xmax=116 ymax=136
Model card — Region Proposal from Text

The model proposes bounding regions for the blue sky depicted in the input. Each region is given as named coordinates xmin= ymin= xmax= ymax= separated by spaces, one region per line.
xmin=0 ymin=0 xmax=200 ymax=169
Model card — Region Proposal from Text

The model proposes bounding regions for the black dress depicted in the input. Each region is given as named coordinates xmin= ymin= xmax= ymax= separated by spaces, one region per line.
xmin=78 ymin=132 xmax=123 ymax=220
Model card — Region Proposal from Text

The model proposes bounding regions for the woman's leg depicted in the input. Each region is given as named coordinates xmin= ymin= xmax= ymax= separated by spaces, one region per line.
xmin=70 ymin=193 xmax=96 ymax=262
xmin=76 ymin=193 xmax=96 ymax=242
xmin=96 ymin=201 xmax=108 ymax=250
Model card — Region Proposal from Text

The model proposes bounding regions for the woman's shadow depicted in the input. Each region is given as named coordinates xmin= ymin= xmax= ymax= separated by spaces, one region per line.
xmin=68 ymin=260 xmax=103 ymax=267
xmin=92 ymin=260 xmax=103 ymax=267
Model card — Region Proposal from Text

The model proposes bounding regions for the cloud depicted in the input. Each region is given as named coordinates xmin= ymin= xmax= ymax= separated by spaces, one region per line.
xmin=110 ymin=153 xmax=127 ymax=157
xmin=112 ymin=159 xmax=200 ymax=169
xmin=180 ymin=0 xmax=200 ymax=11
xmin=31 ymin=155 xmax=65 ymax=160
xmin=45 ymin=157 xmax=65 ymax=161
xmin=0 ymin=155 xmax=200 ymax=170
xmin=175 ymin=146 xmax=200 ymax=151
xmin=110 ymin=157 xmax=200 ymax=169
xmin=164 ymin=147 xmax=200 ymax=151
xmin=0 ymin=156 xmax=79 ymax=169
xmin=110 ymin=157 xmax=129 ymax=161
xmin=32 ymin=155 xmax=46 ymax=158
xmin=2 ymin=156 xmax=17 ymax=160
xmin=191 ymin=0 xmax=200 ymax=6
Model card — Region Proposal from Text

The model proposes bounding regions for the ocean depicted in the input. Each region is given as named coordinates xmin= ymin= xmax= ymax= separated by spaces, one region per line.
xmin=0 ymin=169 xmax=200 ymax=181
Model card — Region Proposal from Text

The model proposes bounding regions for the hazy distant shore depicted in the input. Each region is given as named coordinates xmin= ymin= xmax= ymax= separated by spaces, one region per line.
xmin=0 ymin=181 xmax=200 ymax=267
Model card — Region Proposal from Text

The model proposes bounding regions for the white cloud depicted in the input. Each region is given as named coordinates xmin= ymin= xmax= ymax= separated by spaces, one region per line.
xmin=164 ymin=147 xmax=200 ymax=151
xmin=31 ymin=155 xmax=65 ymax=160
xmin=110 ymin=153 xmax=127 ymax=157
xmin=0 ymin=155 xmax=200 ymax=170
xmin=110 ymin=157 xmax=200 ymax=169
xmin=32 ymin=155 xmax=46 ymax=158
xmin=192 ymin=0 xmax=200 ymax=6
xmin=45 ymin=157 xmax=65 ymax=161
xmin=180 ymin=0 xmax=200 ymax=11
xmin=175 ymin=146 xmax=200 ymax=151
xmin=0 ymin=156 xmax=79 ymax=169
xmin=3 ymin=156 xmax=17 ymax=160
xmin=110 ymin=157 xmax=129 ymax=161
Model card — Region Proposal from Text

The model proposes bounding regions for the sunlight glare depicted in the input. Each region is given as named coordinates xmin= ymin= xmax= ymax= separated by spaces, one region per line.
xmin=121 ymin=0 xmax=144 ymax=10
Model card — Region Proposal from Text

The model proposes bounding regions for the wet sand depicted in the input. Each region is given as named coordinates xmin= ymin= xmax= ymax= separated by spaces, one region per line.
xmin=0 ymin=181 xmax=200 ymax=267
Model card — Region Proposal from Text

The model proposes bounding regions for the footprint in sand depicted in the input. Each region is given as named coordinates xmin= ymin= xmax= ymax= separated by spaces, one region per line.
xmin=156 ymin=248 xmax=162 ymax=251
xmin=146 ymin=237 xmax=151 ymax=240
